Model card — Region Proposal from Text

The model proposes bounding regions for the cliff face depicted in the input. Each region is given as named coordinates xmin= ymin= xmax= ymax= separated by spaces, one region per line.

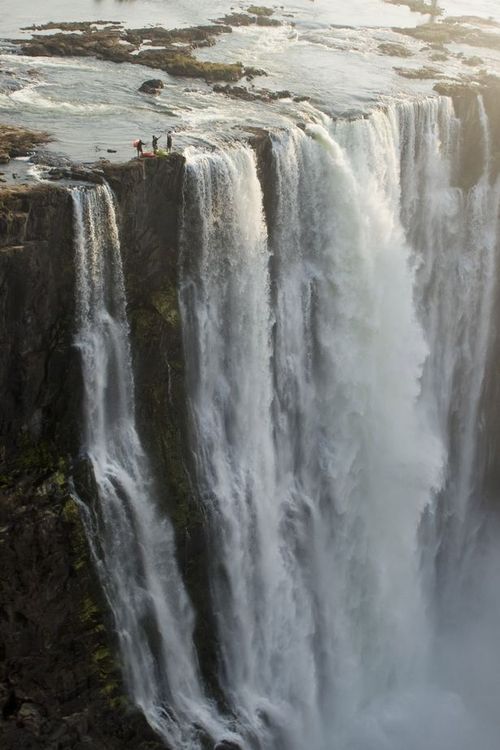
xmin=102 ymin=157 xmax=220 ymax=687
xmin=0 ymin=159 xmax=191 ymax=750
xmin=0 ymin=184 xmax=79 ymax=460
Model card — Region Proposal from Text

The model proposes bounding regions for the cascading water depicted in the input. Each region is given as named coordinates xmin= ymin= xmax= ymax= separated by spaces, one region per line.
xmin=398 ymin=96 xmax=499 ymax=573
xmin=71 ymin=93 xmax=500 ymax=750
xmin=71 ymin=184 xmax=227 ymax=749
xmin=179 ymin=97 xmax=500 ymax=750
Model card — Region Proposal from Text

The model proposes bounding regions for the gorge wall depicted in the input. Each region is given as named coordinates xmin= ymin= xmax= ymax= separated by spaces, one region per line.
xmin=0 ymin=86 xmax=500 ymax=750
xmin=0 ymin=158 xmax=189 ymax=750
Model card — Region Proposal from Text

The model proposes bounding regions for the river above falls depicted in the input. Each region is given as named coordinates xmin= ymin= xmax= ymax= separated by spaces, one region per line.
xmin=1 ymin=0 xmax=500 ymax=165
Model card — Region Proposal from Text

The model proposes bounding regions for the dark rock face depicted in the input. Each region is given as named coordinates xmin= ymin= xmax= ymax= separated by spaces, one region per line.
xmin=139 ymin=78 xmax=164 ymax=94
xmin=0 ymin=472 xmax=163 ymax=750
xmin=434 ymin=77 xmax=500 ymax=187
xmin=0 ymin=159 xmax=193 ymax=749
xmin=0 ymin=184 xmax=79 ymax=460
xmin=101 ymin=155 xmax=221 ymax=691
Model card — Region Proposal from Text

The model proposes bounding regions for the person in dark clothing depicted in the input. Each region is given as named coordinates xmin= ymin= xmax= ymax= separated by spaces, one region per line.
xmin=152 ymin=134 xmax=159 ymax=154
xmin=135 ymin=139 xmax=145 ymax=157
xmin=167 ymin=131 xmax=173 ymax=153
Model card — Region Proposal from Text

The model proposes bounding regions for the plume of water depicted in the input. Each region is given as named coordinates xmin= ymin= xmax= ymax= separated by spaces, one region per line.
xmin=180 ymin=97 xmax=500 ymax=750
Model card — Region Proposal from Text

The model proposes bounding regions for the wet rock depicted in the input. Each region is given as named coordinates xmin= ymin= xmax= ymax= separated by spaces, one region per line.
xmin=17 ymin=22 xmax=253 ymax=82
xmin=138 ymin=78 xmax=164 ymax=94
xmin=16 ymin=702 xmax=44 ymax=735
xmin=397 ymin=20 xmax=500 ymax=51
xmin=378 ymin=42 xmax=413 ymax=57
xmin=46 ymin=165 xmax=104 ymax=183
xmin=462 ymin=55 xmax=484 ymax=66
xmin=0 ymin=175 xmax=172 ymax=748
xmin=430 ymin=51 xmax=449 ymax=61
xmin=395 ymin=65 xmax=442 ymax=79
xmin=0 ymin=78 xmax=23 ymax=94
xmin=0 ymin=123 xmax=50 ymax=160
xmin=213 ymin=84 xmax=292 ymax=102
xmin=247 ymin=5 xmax=274 ymax=16
xmin=217 ymin=11 xmax=281 ymax=27
xmin=213 ymin=83 xmax=260 ymax=101
xmin=22 ymin=20 xmax=122 ymax=32
xmin=244 ymin=66 xmax=267 ymax=77
xmin=47 ymin=167 xmax=65 ymax=180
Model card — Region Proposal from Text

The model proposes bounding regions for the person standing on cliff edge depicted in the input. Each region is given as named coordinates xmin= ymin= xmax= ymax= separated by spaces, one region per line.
xmin=152 ymin=135 xmax=159 ymax=154
xmin=167 ymin=132 xmax=172 ymax=153
xmin=134 ymin=139 xmax=145 ymax=157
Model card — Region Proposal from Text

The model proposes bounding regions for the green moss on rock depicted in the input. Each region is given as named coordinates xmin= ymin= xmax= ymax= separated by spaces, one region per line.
xmin=151 ymin=287 xmax=179 ymax=326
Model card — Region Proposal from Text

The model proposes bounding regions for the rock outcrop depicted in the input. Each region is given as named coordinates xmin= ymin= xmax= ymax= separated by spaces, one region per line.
xmin=16 ymin=22 xmax=260 ymax=83
xmin=0 ymin=124 xmax=50 ymax=165
xmin=138 ymin=78 xmax=164 ymax=95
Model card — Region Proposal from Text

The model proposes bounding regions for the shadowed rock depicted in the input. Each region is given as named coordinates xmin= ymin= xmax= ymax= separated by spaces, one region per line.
xmin=138 ymin=78 xmax=164 ymax=94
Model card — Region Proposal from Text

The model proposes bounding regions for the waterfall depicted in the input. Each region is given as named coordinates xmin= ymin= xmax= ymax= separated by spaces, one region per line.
xmin=71 ymin=184 xmax=227 ymax=750
xmin=180 ymin=97 xmax=500 ymax=750
xmin=399 ymin=97 xmax=500 ymax=586
xmin=70 ymin=92 xmax=500 ymax=750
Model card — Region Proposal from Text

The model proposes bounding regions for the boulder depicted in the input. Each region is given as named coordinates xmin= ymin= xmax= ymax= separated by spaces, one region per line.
xmin=138 ymin=78 xmax=164 ymax=94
